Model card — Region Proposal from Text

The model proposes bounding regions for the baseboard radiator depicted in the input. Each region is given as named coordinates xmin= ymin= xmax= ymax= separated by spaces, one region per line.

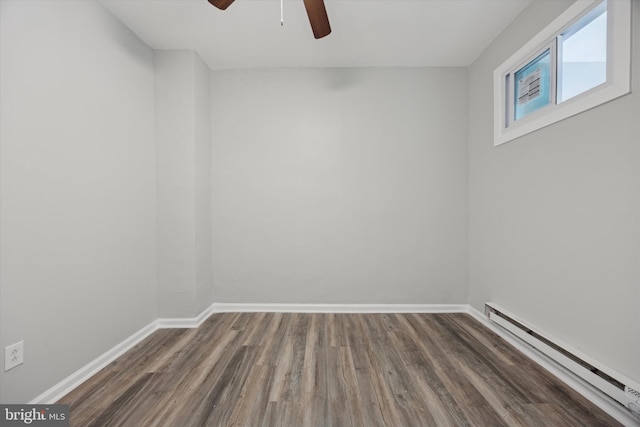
xmin=485 ymin=303 xmax=640 ymax=420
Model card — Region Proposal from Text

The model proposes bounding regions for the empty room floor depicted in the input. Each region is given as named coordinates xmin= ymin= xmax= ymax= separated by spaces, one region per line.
xmin=59 ymin=313 xmax=619 ymax=426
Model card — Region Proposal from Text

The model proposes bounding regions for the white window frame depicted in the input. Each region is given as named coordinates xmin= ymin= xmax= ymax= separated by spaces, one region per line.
xmin=493 ymin=0 xmax=631 ymax=147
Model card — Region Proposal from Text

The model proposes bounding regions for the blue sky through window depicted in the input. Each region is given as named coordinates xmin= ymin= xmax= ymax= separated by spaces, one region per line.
xmin=559 ymin=9 xmax=607 ymax=102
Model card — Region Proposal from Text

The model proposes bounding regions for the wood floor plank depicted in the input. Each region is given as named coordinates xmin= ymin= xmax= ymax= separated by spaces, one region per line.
xmin=389 ymin=314 xmax=470 ymax=425
xmin=434 ymin=314 xmax=533 ymax=403
xmin=300 ymin=313 xmax=329 ymax=427
xmin=406 ymin=314 xmax=520 ymax=426
xmin=341 ymin=315 xmax=388 ymax=427
xmin=361 ymin=314 xmax=438 ymax=426
xmin=60 ymin=313 xmax=622 ymax=427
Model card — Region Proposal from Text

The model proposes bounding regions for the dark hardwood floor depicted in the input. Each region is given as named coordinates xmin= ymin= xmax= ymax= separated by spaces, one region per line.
xmin=59 ymin=313 xmax=620 ymax=426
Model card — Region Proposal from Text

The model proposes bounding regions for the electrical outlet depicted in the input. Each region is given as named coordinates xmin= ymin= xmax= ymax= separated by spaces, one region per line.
xmin=5 ymin=341 xmax=24 ymax=371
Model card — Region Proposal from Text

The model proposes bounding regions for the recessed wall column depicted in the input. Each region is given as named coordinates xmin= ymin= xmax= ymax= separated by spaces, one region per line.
xmin=155 ymin=50 xmax=212 ymax=318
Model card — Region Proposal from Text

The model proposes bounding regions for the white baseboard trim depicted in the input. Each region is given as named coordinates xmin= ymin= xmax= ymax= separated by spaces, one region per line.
xmin=210 ymin=303 xmax=469 ymax=314
xmin=29 ymin=320 xmax=159 ymax=405
xmin=466 ymin=306 xmax=639 ymax=427
xmin=156 ymin=304 xmax=218 ymax=329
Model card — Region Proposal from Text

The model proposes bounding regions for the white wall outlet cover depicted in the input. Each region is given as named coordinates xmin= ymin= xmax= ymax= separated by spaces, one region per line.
xmin=5 ymin=341 xmax=24 ymax=371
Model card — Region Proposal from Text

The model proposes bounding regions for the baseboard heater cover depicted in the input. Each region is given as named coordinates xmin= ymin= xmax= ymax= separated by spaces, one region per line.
xmin=485 ymin=303 xmax=640 ymax=420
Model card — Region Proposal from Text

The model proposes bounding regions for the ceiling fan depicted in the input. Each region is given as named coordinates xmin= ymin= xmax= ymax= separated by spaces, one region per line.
xmin=207 ymin=0 xmax=331 ymax=39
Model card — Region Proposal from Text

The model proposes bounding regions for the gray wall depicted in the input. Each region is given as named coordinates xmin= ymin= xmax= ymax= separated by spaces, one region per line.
xmin=211 ymin=68 xmax=468 ymax=304
xmin=468 ymin=0 xmax=640 ymax=384
xmin=0 ymin=0 xmax=157 ymax=402
xmin=155 ymin=50 xmax=213 ymax=318
xmin=194 ymin=53 xmax=214 ymax=313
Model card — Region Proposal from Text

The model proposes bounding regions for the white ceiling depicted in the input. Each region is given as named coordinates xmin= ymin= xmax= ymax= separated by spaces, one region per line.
xmin=101 ymin=0 xmax=531 ymax=70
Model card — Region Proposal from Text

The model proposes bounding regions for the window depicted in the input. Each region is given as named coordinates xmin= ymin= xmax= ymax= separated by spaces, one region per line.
xmin=494 ymin=0 xmax=631 ymax=146
xmin=513 ymin=47 xmax=553 ymax=121
xmin=558 ymin=1 xmax=607 ymax=102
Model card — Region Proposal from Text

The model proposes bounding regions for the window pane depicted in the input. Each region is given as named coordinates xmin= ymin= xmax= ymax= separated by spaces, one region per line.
xmin=514 ymin=49 xmax=552 ymax=121
xmin=559 ymin=7 xmax=607 ymax=102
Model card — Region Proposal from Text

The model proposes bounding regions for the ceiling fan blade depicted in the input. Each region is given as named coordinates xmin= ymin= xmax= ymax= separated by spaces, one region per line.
xmin=208 ymin=0 xmax=235 ymax=11
xmin=303 ymin=0 xmax=331 ymax=39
